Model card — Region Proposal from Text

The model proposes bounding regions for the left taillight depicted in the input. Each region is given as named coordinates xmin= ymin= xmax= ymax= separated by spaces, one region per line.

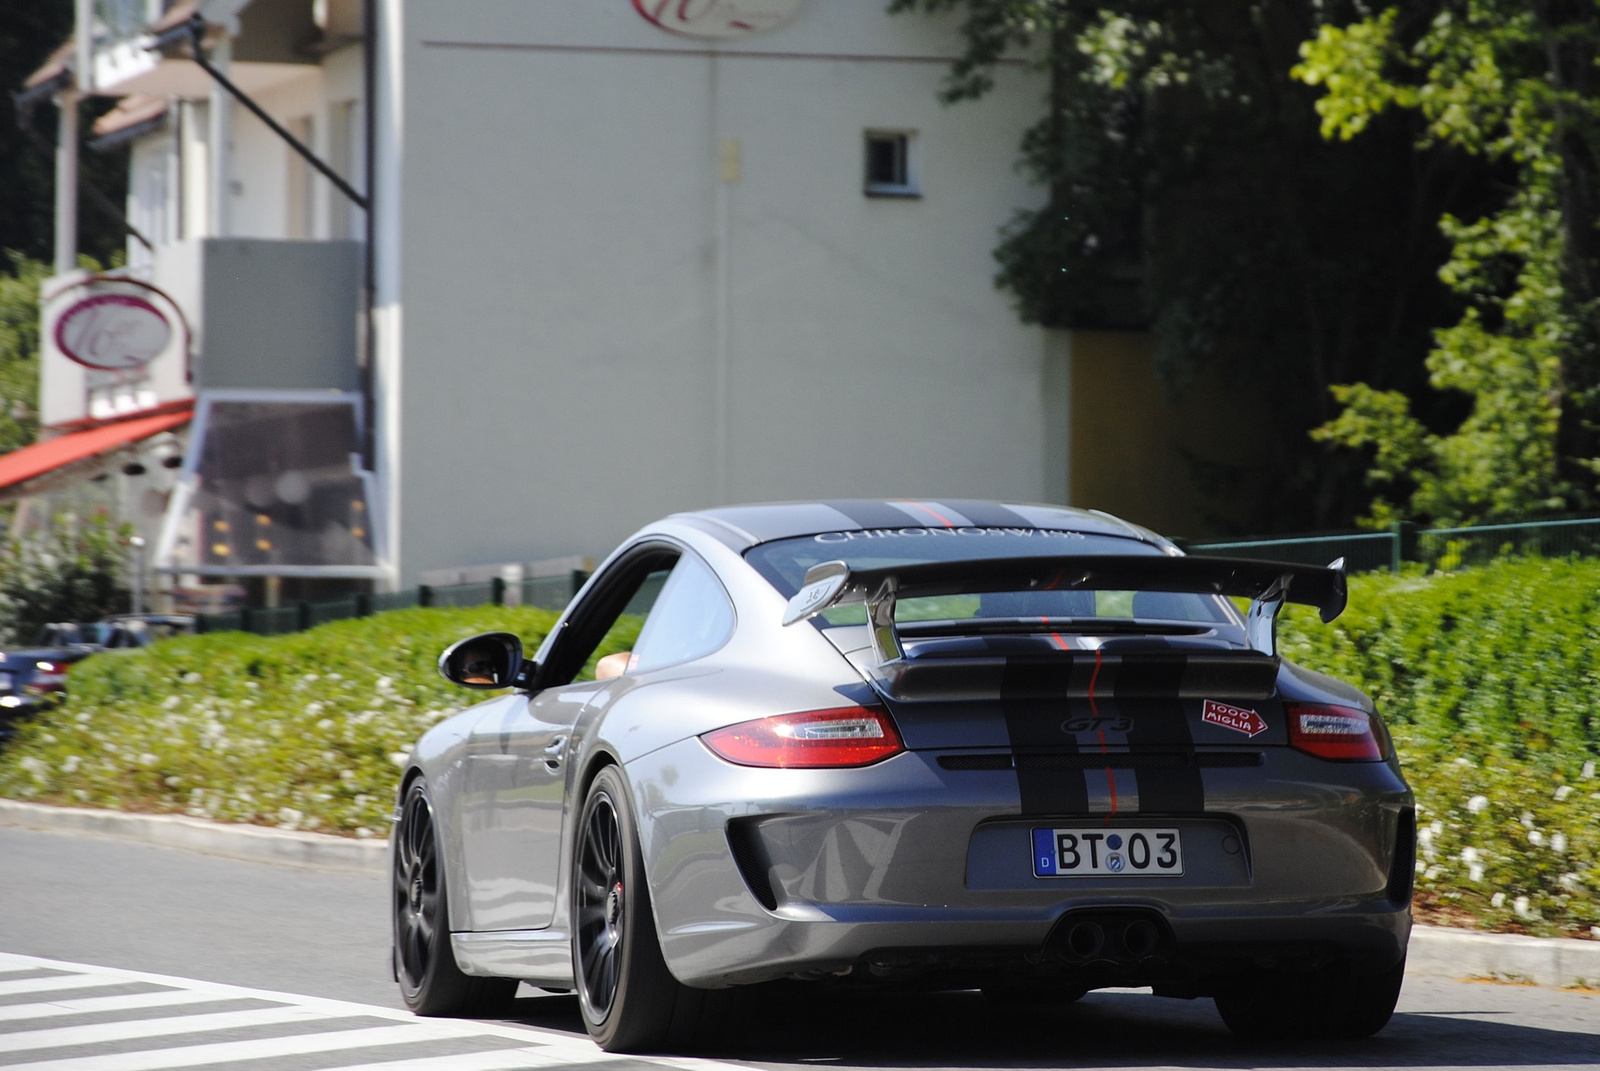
xmin=701 ymin=706 xmax=904 ymax=768
xmin=1286 ymin=702 xmax=1390 ymax=761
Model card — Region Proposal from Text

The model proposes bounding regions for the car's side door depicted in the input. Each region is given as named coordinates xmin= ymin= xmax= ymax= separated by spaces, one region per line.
xmin=456 ymin=544 xmax=680 ymax=932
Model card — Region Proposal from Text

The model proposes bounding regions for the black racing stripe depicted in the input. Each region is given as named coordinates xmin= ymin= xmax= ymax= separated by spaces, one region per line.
xmin=1001 ymin=658 xmax=1087 ymax=815
xmin=1121 ymin=696 xmax=1205 ymax=813
xmin=938 ymin=500 xmax=1036 ymax=528
xmin=821 ymin=500 xmax=922 ymax=530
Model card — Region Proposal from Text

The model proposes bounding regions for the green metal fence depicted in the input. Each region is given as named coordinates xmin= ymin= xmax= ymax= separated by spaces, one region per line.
xmin=194 ymin=570 xmax=590 ymax=637
xmin=1188 ymin=514 xmax=1600 ymax=573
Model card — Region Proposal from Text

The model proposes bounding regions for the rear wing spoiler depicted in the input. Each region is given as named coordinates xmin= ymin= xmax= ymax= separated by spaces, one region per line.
xmin=781 ymin=554 xmax=1347 ymax=663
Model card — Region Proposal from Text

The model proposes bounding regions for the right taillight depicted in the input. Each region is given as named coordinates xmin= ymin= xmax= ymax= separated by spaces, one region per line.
xmin=1286 ymin=702 xmax=1389 ymax=761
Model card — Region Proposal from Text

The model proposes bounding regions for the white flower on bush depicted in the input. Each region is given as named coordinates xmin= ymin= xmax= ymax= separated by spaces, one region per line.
xmin=277 ymin=807 xmax=304 ymax=828
xmin=303 ymin=673 xmax=320 ymax=683
xmin=1468 ymin=864 xmax=1485 ymax=882
xmin=376 ymin=676 xmax=394 ymax=692
xmin=1528 ymin=830 xmax=1545 ymax=847
xmin=138 ymin=753 xmax=159 ymax=767
xmin=1491 ymin=892 xmax=1506 ymax=908
xmin=59 ymin=755 xmax=80 ymax=774
xmin=1513 ymin=896 xmax=1539 ymax=921
xmin=1559 ymin=873 xmax=1582 ymax=892
xmin=182 ymin=672 xmax=201 ymax=684
xmin=19 ymin=756 xmax=49 ymax=783
xmin=75 ymin=712 xmax=91 ymax=724
xmin=355 ymin=827 xmax=374 ymax=839
xmin=306 ymin=702 xmax=325 ymax=717
xmin=1520 ymin=812 xmax=1536 ymax=829
xmin=161 ymin=696 xmax=181 ymax=710
xmin=1550 ymin=832 xmax=1568 ymax=853
xmin=316 ymin=719 xmax=335 ymax=732
xmin=1584 ymin=761 xmax=1596 ymax=780
xmin=388 ymin=752 xmax=410 ymax=768
xmin=1555 ymin=785 xmax=1573 ymax=801
xmin=1467 ymin=795 xmax=1489 ymax=814
xmin=1424 ymin=865 xmax=1442 ymax=880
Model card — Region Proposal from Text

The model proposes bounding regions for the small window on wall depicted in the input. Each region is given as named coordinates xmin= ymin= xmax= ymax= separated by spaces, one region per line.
xmin=865 ymin=131 xmax=919 ymax=197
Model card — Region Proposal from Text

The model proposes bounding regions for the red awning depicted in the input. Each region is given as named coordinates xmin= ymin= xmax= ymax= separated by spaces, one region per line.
xmin=0 ymin=405 xmax=194 ymax=497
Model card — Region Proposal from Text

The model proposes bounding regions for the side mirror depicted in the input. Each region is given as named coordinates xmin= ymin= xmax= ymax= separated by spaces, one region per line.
xmin=438 ymin=632 xmax=534 ymax=690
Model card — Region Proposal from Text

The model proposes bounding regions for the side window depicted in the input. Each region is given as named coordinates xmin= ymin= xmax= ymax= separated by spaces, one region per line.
xmin=627 ymin=553 xmax=736 ymax=674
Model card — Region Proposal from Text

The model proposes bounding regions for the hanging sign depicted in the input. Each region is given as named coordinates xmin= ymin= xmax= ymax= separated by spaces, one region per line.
xmin=55 ymin=292 xmax=173 ymax=372
xmin=633 ymin=0 xmax=804 ymax=40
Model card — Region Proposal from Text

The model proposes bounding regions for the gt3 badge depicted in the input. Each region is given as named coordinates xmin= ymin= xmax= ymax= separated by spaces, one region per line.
xmin=1202 ymin=699 xmax=1267 ymax=737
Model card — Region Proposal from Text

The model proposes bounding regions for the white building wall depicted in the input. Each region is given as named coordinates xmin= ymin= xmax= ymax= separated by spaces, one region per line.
xmin=392 ymin=0 xmax=1051 ymax=582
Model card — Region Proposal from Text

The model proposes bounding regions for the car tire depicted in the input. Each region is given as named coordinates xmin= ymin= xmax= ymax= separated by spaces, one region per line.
xmin=1213 ymin=956 xmax=1406 ymax=1040
xmin=393 ymin=777 xmax=517 ymax=1017
xmin=573 ymin=765 xmax=724 ymax=1052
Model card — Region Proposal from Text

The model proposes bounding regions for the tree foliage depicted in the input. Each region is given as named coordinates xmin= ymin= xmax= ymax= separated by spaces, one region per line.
xmin=0 ymin=252 xmax=46 ymax=456
xmin=1298 ymin=2 xmax=1600 ymax=526
xmin=891 ymin=0 xmax=1501 ymax=532
xmin=0 ymin=511 xmax=131 ymax=645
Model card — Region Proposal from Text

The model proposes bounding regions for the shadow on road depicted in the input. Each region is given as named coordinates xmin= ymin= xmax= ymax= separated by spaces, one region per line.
xmin=496 ymin=985 xmax=1600 ymax=1068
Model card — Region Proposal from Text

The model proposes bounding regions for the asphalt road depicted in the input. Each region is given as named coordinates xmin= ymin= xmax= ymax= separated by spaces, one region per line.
xmin=2 ymin=824 xmax=1597 ymax=1071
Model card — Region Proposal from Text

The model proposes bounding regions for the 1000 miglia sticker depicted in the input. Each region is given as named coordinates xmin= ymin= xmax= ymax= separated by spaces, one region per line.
xmin=1202 ymin=699 xmax=1267 ymax=737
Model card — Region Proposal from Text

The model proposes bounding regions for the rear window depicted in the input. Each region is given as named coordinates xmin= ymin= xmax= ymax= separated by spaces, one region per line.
xmin=744 ymin=528 xmax=1234 ymax=627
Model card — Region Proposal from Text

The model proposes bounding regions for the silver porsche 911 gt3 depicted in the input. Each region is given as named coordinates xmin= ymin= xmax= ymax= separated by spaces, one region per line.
xmin=391 ymin=501 xmax=1413 ymax=1052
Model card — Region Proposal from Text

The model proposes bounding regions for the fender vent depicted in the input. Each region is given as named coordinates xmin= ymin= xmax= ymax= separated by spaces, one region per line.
xmin=726 ymin=819 xmax=778 ymax=911
xmin=1387 ymin=807 xmax=1416 ymax=906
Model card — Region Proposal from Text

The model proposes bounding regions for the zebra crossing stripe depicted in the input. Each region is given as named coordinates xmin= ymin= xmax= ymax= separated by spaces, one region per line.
xmin=1 ymin=1024 xmax=451 ymax=1071
xmin=0 ymin=1005 xmax=339 ymax=1053
xmin=0 ymin=953 xmax=754 ymax=1071
xmin=0 ymin=989 xmax=230 ymax=1023
xmin=0 ymin=975 xmax=138 ymax=997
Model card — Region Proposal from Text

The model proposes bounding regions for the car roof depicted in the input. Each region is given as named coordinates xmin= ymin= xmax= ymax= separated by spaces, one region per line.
xmin=674 ymin=499 xmax=1162 ymax=549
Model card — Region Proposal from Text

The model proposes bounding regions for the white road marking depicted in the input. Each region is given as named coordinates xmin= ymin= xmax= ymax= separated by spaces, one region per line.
xmin=0 ymin=1005 xmax=335 ymax=1053
xmin=0 ymin=975 xmax=137 ymax=998
xmin=0 ymin=989 xmax=226 ymax=1023
xmin=0 ymin=954 xmax=753 ymax=1071
xmin=1 ymin=1024 xmax=448 ymax=1071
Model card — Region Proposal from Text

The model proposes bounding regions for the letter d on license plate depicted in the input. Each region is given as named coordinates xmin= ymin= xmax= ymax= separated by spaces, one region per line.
xmin=1032 ymin=828 xmax=1184 ymax=877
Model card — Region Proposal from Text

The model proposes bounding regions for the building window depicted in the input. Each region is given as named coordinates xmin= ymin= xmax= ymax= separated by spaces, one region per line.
xmin=864 ymin=131 xmax=919 ymax=198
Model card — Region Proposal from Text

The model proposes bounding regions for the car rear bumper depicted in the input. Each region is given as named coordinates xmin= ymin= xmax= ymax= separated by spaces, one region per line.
xmin=627 ymin=739 xmax=1413 ymax=989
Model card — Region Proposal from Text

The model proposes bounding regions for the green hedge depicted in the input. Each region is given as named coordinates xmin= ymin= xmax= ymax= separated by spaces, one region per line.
xmin=1279 ymin=558 xmax=1600 ymax=938
xmin=0 ymin=607 xmax=564 ymax=836
xmin=0 ymin=559 xmax=1597 ymax=937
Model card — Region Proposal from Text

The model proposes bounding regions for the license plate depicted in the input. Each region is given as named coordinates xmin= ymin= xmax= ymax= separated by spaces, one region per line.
xmin=1032 ymin=828 xmax=1184 ymax=877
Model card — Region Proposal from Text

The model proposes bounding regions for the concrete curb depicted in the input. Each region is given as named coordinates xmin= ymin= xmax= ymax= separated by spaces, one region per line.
xmin=1407 ymin=923 xmax=1600 ymax=988
xmin=0 ymin=799 xmax=388 ymax=873
xmin=4 ymin=799 xmax=1598 ymax=987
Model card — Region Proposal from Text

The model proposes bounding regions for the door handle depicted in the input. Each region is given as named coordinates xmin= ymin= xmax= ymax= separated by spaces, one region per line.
xmin=543 ymin=736 xmax=567 ymax=769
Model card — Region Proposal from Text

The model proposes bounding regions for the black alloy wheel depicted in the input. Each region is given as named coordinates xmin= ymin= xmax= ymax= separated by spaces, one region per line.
xmin=394 ymin=783 xmax=441 ymax=994
xmin=392 ymin=777 xmax=515 ymax=1016
xmin=575 ymin=784 xmax=626 ymax=1020
xmin=572 ymin=765 xmax=726 ymax=1052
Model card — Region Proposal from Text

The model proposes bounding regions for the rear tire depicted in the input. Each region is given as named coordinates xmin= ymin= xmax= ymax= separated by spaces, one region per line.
xmin=393 ymin=777 xmax=518 ymax=1016
xmin=1213 ymin=956 xmax=1405 ymax=1040
xmin=573 ymin=765 xmax=725 ymax=1052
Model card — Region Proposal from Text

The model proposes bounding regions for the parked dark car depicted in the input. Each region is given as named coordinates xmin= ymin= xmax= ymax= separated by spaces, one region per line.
xmin=0 ymin=614 xmax=195 ymax=739
xmin=0 ymin=623 xmax=110 ymax=737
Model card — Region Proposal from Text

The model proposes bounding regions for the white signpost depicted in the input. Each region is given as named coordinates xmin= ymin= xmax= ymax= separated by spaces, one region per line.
xmin=633 ymin=0 xmax=804 ymax=39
